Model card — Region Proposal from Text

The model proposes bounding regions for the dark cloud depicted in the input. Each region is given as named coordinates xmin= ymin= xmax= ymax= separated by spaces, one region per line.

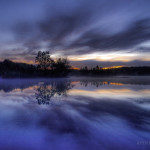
xmin=136 ymin=46 xmax=150 ymax=52
xmin=67 ymin=19 xmax=150 ymax=54
xmin=0 ymin=0 xmax=150 ymax=65
xmin=12 ymin=0 xmax=150 ymax=54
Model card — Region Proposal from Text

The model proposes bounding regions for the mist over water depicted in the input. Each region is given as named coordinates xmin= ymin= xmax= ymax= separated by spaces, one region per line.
xmin=0 ymin=76 xmax=150 ymax=150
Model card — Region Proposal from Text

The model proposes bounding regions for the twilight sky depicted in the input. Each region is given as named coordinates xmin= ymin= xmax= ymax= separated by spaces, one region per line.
xmin=0 ymin=0 xmax=150 ymax=67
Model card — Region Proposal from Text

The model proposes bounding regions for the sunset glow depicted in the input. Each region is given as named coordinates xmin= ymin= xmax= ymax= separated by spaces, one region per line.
xmin=102 ymin=66 xmax=123 ymax=70
xmin=0 ymin=0 xmax=150 ymax=67
xmin=0 ymin=1 xmax=150 ymax=150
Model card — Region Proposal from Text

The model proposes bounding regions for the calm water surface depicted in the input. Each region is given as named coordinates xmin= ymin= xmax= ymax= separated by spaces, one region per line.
xmin=0 ymin=76 xmax=150 ymax=150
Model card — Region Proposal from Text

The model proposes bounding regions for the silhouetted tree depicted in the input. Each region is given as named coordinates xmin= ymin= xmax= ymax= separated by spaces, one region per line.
xmin=35 ymin=51 xmax=70 ymax=77
xmin=35 ymin=51 xmax=52 ymax=71
xmin=80 ymin=66 xmax=90 ymax=75
xmin=51 ymin=58 xmax=70 ymax=76
xmin=96 ymin=65 xmax=99 ymax=70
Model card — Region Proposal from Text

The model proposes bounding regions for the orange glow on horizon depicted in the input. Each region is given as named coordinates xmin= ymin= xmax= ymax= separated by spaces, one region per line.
xmin=5 ymin=59 xmax=125 ymax=70
xmin=102 ymin=66 xmax=123 ymax=70
xmin=12 ymin=59 xmax=34 ymax=64
xmin=71 ymin=66 xmax=80 ymax=70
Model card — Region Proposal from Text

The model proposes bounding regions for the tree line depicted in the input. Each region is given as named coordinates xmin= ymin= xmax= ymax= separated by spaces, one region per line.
xmin=0 ymin=51 xmax=150 ymax=78
xmin=79 ymin=66 xmax=150 ymax=76
xmin=35 ymin=51 xmax=70 ymax=76
xmin=0 ymin=51 xmax=70 ymax=78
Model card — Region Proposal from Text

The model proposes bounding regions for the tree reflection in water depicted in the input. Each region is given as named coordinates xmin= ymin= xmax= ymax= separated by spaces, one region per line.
xmin=80 ymin=80 xmax=125 ymax=87
xmin=35 ymin=81 xmax=73 ymax=105
xmin=80 ymin=80 xmax=110 ymax=87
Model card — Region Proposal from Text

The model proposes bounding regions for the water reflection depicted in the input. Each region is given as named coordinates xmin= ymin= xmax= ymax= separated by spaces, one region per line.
xmin=80 ymin=80 xmax=124 ymax=87
xmin=0 ymin=77 xmax=150 ymax=150
xmin=35 ymin=81 xmax=73 ymax=105
xmin=35 ymin=80 xmax=126 ymax=105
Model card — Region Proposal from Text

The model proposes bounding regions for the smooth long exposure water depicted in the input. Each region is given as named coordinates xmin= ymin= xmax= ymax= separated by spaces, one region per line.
xmin=0 ymin=76 xmax=150 ymax=150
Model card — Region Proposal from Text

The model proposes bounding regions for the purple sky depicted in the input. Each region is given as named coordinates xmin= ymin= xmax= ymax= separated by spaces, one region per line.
xmin=0 ymin=0 xmax=150 ymax=67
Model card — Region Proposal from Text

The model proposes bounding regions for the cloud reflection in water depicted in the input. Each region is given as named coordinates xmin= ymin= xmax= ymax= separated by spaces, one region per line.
xmin=0 ymin=77 xmax=150 ymax=150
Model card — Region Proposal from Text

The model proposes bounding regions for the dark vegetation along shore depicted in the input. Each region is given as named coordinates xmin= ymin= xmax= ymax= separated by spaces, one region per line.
xmin=0 ymin=51 xmax=70 ymax=78
xmin=0 ymin=51 xmax=150 ymax=78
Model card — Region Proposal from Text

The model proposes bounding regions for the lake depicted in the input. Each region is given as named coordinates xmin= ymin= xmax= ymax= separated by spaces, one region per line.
xmin=0 ymin=76 xmax=150 ymax=150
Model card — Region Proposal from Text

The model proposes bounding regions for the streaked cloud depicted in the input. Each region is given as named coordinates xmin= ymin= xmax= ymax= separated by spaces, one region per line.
xmin=0 ymin=0 xmax=150 ymax=66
